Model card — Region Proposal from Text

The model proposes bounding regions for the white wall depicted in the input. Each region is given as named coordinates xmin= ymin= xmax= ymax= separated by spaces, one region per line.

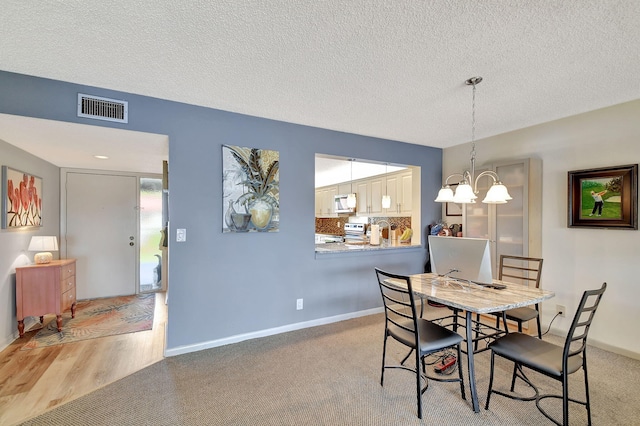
xmin=443 ymin=99 xmax=640 ymax=358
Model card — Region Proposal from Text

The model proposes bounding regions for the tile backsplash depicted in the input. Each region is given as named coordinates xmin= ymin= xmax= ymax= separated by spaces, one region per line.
xmin=315 ymin=218 xmax=345 ymax=235
xmin=315 ymin=217 xmax=412 ymax=235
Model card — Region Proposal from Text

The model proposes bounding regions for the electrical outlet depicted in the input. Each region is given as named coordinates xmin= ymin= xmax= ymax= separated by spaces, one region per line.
xmin=296 ymin=298 xmax=303 ymax=310
xmin=176 ymin=228 xmax=186 ymax=242
xmin=556 ymin=304 xmax=566 ymax=317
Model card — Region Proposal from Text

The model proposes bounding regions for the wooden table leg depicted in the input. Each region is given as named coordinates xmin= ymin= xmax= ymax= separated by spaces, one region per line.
xmin=18 ymin=319 xmax=24 ymax=338
xmin=56 ymin=315 xmax=63 ymax=332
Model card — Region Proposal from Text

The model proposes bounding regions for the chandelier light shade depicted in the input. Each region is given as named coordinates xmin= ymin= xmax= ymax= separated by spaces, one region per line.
xmin=434 ymin=185 xmax=455 ymax=203
xmin=452 ymin=182 xmax=476 ymax=203
xmin=483 ymin=182 xmax=512 ymax=203
xmin=347 ymin=159 xmax=357 ymax=208
xmin=435 ymin=76 xmax=511 ymax=205
xmin=28 ymin=235 xmax=59 ymax=264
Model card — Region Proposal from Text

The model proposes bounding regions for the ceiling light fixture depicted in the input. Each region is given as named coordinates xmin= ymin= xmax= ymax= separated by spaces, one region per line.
xmin=94 ymin=155 xmax=109 ymax=159
xmin=434 ymin=77 xmax=512 ymax=204
xmin=381 ymin=162 xmax=391 ymax=209
xmin=347 ymin=159 xmax=357 ymax=208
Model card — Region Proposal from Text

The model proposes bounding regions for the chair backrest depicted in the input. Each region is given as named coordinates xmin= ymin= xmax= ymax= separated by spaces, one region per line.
xmin=498 ymin=255 xmax=543 ymax=289
xmin=563 ymin=282 xmax=607 ymax=362
xmin=375 ymin=268 xmax=419 ymax=339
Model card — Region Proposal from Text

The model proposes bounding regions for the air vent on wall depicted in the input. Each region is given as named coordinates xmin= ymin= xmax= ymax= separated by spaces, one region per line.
xmin=77 ymin=93 xmax=128 ymax=123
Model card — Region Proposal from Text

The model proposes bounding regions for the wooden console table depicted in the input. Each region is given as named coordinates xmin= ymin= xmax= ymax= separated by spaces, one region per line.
xmin=16 ymin=259 xmax=77 ymax=337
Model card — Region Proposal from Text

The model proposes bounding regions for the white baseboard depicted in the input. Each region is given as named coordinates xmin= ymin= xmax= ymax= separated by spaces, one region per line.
xmin=0 ymin=333 xmax=14 ymax=353
xmin=164 ymin=307 xmax=384 ymax=358
xmin=0 ymin=317 xmax=39 ymax=352
xmin=547 ymin=326 xmax=639 ymax=361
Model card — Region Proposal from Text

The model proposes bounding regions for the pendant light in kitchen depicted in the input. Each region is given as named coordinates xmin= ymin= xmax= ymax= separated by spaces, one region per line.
xmin=381 ymin=162 xmax=391 ymax=209
xmin=346 ymin=158 xmax=357 ymax=208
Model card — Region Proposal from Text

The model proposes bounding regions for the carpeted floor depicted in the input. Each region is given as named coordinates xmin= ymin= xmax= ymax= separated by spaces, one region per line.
xmin=19 ymin=309 xmax=640 ymax=425
xmin=22 ymin=293 xmax=155 ymax=350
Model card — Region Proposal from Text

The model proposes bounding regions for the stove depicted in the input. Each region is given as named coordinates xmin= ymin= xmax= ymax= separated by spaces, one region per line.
xmin=344 ymin=223 xmax=368 ymax=244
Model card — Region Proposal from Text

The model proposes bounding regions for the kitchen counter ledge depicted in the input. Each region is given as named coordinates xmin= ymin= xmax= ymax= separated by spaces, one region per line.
xmin=315 ymin=242 xmax=423 ymax=255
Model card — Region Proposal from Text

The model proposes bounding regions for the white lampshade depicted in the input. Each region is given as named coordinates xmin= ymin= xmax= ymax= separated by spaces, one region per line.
xmin=434 ymin=186 xmax=455 ymax=203
xmin=453 ymin=183 xmax=477 ymax=203
xmin=28 ymin=236 xmax=58 ymax=264
xmin=381 ymin=195 xmax=391 ymax=209
xmin=482 ymin=183 xmax=512 ymax=204
xmin=346 ymin=193 xmax=357 ymax=208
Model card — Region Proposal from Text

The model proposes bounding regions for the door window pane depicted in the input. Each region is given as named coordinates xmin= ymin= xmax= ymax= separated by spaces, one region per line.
xmin=140 ymin=178 xmax=163 ymax=292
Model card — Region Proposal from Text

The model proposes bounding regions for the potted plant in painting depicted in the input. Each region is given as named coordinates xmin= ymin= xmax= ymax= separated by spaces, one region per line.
xmin=224 ymin=145 xmax=279 ymax=231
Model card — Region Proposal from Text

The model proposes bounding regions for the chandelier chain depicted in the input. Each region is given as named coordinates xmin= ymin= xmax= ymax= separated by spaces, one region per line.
xmin=470 ymin=81 xmax=476 ymax=162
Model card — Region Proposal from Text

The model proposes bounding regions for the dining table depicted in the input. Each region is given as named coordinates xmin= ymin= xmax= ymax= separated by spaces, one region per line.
xmin=395 ymin=272 xmax=555 ymax=413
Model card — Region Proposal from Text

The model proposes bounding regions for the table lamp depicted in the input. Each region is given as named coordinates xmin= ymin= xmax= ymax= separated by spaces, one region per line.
xmin=28 ymin=236 xmax=59 ymax=264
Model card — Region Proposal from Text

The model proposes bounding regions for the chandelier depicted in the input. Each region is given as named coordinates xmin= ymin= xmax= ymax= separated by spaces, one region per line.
xmin=434 ymin=77 xmax=512 ymax=204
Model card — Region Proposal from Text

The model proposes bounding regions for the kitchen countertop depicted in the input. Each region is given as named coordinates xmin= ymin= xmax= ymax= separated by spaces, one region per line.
xmin=315 ymin=241 xmax=422 ymax=254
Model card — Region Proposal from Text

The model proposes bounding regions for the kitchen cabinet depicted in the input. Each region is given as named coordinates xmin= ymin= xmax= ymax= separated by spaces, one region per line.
xmin=315 ymin=169 xmax=414 ymax=218
xmin=383 ymin=170 xmax=413 ymax=216
xmin=315 ymin=186 xmax=337 ymax=217
xmin=463 ymin=158 xmax=542 ymax=275
xmin=355 ymin=177 xmax=383 ymax=215
xmin=337 ymin=183 xmax=352 ymax=196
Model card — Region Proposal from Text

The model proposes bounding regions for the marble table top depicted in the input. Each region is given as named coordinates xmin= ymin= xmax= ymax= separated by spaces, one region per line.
xmin=388 ymin=273 xmax=555 ymax=314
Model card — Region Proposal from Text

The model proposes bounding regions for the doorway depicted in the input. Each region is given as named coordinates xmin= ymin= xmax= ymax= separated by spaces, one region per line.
xmin=63 ymin=170 xmax=164 ymax=299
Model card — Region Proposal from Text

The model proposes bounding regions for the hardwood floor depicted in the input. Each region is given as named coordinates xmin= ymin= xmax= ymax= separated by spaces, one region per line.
xmin=0 ymin=292 xmax=167 ymax=426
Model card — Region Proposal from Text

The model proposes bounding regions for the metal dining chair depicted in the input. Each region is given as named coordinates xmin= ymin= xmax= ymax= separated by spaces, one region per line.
xmin=477 ymin=255 xmax=543 ymax=339
xmin=375 ymin=268 xmax=466 ymax=419
xmin=485 ymin=282 xmax=607 ymax=425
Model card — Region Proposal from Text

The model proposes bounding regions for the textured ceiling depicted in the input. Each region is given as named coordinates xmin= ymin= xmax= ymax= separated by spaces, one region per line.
xmin=1 ymin=0 xmax=639 ymax=163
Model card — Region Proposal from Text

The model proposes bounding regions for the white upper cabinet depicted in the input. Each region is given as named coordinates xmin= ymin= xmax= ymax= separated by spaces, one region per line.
xmin=315 ymin=169 xmax=415 ymax=218
xmin=383 ymin=170 xmax=412 ymax=216
xmin=356 ymin=177 xmax=383 ymax=215
xmin=315 ymin=186 xmax=338 ymax=217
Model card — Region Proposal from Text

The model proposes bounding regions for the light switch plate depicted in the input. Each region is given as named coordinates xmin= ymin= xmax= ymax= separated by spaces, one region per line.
xmin=176 ymin=228 xmax=186 ymax=242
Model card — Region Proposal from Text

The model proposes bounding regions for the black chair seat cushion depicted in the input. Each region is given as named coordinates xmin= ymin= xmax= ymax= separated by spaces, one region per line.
xmin=388 ymin=319 xmax=463 ymax=355
xmin=504 ymin=306 xmax=538 ymax=322
xmin=489 ymin=333 xmax=583 ymax=378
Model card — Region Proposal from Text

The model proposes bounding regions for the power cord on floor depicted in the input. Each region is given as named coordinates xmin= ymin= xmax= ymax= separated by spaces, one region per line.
xmin=423 ymin=350 xmax=454 ymax=366
xmin=541 ymin=312 xmax=561 ymax=336
xmin=424 ymin=350 xmax=458 ymax=375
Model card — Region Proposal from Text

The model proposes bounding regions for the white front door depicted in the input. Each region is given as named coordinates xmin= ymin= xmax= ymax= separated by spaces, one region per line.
xmin=65 ymin=171 xmax=138 ymax=300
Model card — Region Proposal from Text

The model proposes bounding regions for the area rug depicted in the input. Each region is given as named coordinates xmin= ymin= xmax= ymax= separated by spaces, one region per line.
xmin=22 ymin=293 xmax=155 ymax=350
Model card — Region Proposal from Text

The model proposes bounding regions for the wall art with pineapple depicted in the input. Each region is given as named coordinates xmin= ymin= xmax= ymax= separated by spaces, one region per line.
xmin=222 ymin=145 xmax=279 ymax=232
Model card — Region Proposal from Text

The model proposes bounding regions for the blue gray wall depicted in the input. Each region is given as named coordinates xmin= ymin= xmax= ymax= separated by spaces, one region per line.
xmin=0 ymin=71 xmax=442 ymax=353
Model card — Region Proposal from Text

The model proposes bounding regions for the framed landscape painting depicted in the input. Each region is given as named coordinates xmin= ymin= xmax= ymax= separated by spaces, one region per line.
xmin=568 ymin=164 xmax=637 ymax=229
xmin=2 ymin=166 xmax=43 ymax=228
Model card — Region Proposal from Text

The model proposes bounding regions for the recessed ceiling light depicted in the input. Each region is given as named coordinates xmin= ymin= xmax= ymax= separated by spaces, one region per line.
xmin=94 ymin=155 xmax=109 ymax=160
